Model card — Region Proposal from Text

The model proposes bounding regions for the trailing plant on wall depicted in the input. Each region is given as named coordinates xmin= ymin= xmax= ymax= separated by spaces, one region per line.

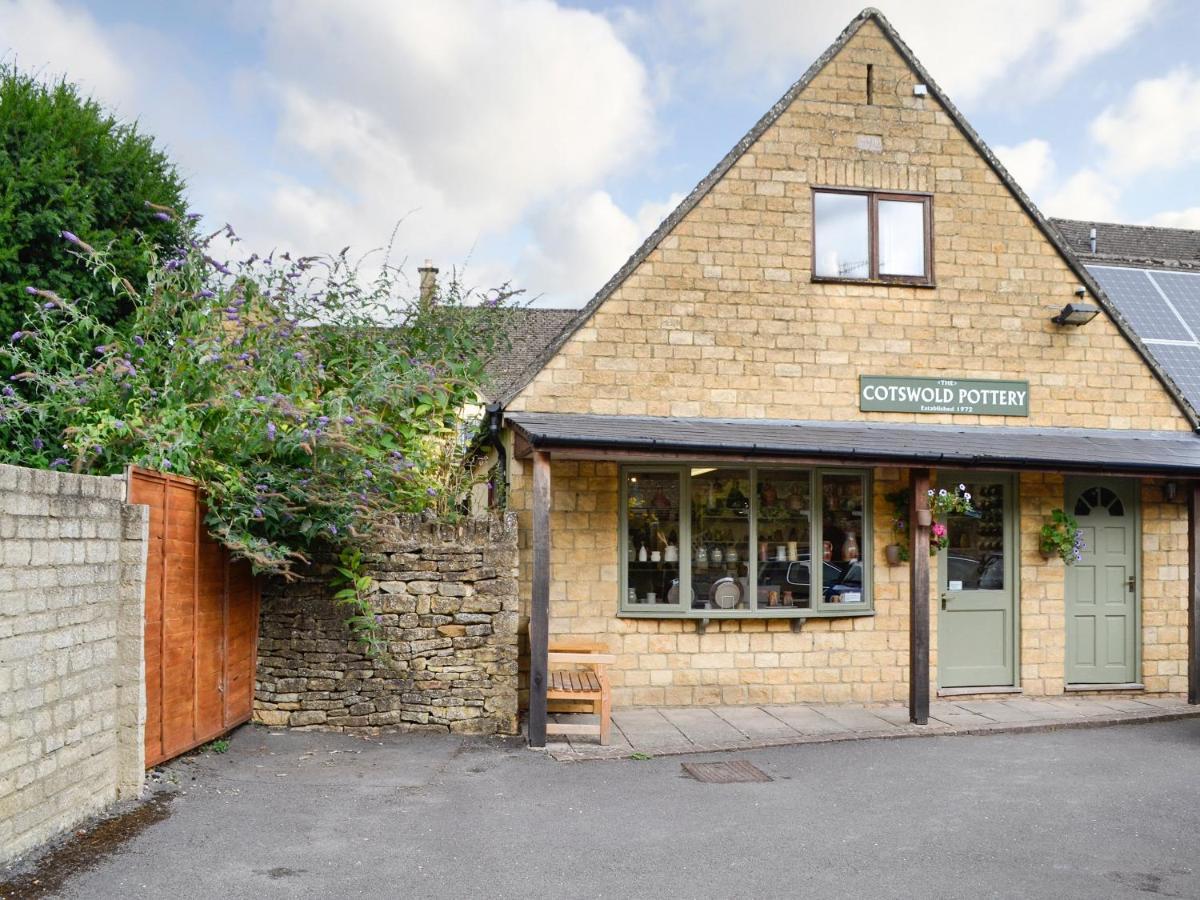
xmin=884 ymin=488 xmax=910 ymax=562
xmin=1 ymin=215 xmax=518 ymax=581
xmin=1040 ymin=508 xmax=1084 ymax=564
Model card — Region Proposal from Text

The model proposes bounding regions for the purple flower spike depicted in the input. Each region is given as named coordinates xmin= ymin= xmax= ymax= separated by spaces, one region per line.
xmin=32 ymin=438 xmax=44 ymax=451
xmin=94 ymin=346 xmax=107 ymax=355
xmin=253 ymin=507 xmax=264 ymax=518
xmin=255 ymin=395 xmax=267 ymax=403
xmin=153 ymin=211 xmax=172 ymax=222
xmin=134 ymin=335 xmax=145 ymax=347
xmin=426 ymin=487 xmax=437 ymax=497
xmin=11 ymin=331 xmax=22 ymax=342
xmin=2 ymin=386 xmax=13 ymax=397
xmin=43 ymin=302 xmax=56 ymax=310
xmin=343 ymin=416 xmax=355 ymax=425
xmin=25 ymin=286 xmax=37 ymax=294
xmin=61 ymin=230 xmax=79 ymax=243
xmin=266 ymin=422 xmax=277 ymax=441
xmin=50 ymin=458 xmax=67 ymax=469
xmin=328 ymin=524 xmax=338 ymax=535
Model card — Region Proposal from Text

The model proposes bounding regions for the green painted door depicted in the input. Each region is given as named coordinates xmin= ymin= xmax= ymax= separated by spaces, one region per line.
xmin=1065 ymin=479 xmax=1138 ymax=685
xmin=938 ymin=474 xmax=1017 ymax=689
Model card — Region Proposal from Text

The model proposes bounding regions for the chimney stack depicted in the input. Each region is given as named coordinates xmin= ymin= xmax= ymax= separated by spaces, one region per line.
xmin=418 ymin=259 xmax=439 ymax=309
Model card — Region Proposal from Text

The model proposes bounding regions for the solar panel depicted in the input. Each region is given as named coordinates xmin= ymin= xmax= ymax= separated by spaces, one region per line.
xmin=1087 ymin=265 xmax=1183 ymax=341
xmin=1086 ymin=264 xmax=1200 ymax=413
xmin=1138 ymin=343 xmax=1200 ymax=408
xmin=1147 ymin=271 xmax=1200 ymax=338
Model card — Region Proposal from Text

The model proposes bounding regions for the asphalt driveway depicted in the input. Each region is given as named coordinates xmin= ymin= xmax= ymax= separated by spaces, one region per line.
xmin=8 ymin=719 xmax=1200 ymax=899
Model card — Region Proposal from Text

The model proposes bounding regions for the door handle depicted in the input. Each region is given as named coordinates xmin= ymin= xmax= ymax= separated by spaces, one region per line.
xmin=1127 ymin=576 xmax=1136 ymax=594
xmin=941 ymin=593 xmax=949 ymax=610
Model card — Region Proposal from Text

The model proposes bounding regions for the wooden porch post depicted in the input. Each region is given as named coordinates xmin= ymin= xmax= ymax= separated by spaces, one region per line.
xmin=1189 ymin=482 xmax=1200 ymax=705
xmin=909 ymin=468 xmax=932 ymax=724
xmin=528 ymin=450 xmax=551 ymax=746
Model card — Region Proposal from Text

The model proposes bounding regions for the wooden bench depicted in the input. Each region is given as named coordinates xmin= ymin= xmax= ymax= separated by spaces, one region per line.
xmin=545 ymin=641 xmax=616 ymax=745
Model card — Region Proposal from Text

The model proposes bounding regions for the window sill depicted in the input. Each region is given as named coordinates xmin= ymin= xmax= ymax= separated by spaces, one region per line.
xmin=1063 ymin=682 xmax=1144 ymax=692
xmin=811 ymin=276 xmax=936 ymax=289
xmin=616 ymin=608 xmax=875 ymax=620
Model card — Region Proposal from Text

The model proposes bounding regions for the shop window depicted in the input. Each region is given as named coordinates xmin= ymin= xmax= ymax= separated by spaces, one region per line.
xmin=620 ymin=466 xmax=871 ymax=619
xmin=813 ymin=189 xmax=931 ymax=284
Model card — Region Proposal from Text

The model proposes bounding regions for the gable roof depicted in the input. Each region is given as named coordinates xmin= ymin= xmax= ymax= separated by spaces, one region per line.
xmin=481 ymin=307 xmax=577 ymax=401
xmin=1052 ymin=218 xmax=1200 ymax=270
xmin=497 ymin=7 xmax=1199 ymax=430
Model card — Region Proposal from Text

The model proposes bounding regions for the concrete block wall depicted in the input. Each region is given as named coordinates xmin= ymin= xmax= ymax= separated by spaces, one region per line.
xmin=0 ymin=464 xmax=147 ymax=865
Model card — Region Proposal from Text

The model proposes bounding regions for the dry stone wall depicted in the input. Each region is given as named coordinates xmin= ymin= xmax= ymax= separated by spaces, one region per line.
xmin=255 ymin=513 xmax=519 ymax=735
xmin=0 ymin=464 xmax=147 ymax=865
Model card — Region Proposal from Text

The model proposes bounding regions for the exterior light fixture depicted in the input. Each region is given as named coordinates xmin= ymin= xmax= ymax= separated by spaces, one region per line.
xmin=1052 ymin=303 xmax=1100 ymax=326
xmin=1165 ymin=481 xmax=1178 ymax=502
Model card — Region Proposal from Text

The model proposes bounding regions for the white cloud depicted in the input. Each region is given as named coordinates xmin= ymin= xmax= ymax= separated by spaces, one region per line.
xmin=995 ymin=139 xmax=1056 ymax=195
xmin=0 ymin=0 xmax=132 ymax=103
xmin=1043 ymin=168 xmax=1122 ymax=221
xmin=1091 ymin=67 xmax=1200 ymax=177
xmin=517 ymin=190 xmax=684 ymax=305
xmin=653 ymin=0 xmax=1158 ymax=105
xmin=1149 ymin=208 xmax=1200 ymax=229
xmin=214 ymin=0 xmax=656 ymax=305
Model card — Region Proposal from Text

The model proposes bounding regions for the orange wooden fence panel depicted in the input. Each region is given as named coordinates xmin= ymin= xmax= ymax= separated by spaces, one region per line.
xmin=127 ymin=466 xmax=260 ymax=767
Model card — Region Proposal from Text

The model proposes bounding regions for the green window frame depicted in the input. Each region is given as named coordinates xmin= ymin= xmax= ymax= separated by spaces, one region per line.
xmin=619 ymin=465 xmax=873 ymax=619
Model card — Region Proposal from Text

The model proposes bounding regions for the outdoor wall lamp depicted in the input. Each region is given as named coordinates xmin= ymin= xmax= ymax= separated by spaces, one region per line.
xmin=1052 ymin=302 xmax=1100 ymax=326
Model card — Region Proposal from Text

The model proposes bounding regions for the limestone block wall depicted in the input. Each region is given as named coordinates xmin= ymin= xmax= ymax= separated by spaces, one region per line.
xmin=255 ymin=514 xmax=519 ymax=735
xmin=0 ymin=464 xmax=147 ymax=865
xmin=505 ymin=18 xmax=1189 ymax=433
xmin=508 ymin=458 xmax=1188 ymax=708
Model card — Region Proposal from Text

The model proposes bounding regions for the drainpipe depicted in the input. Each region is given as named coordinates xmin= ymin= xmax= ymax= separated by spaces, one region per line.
xmin=1089 ymin=227 xmax=1097 ymax=255
xmin=486 ymin=402 xmax=507 ymax=507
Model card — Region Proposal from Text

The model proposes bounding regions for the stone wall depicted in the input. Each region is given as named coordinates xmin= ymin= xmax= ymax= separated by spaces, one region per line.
xmin=504 ymin=17 xmax=1188 ymax=432
xmin=255 ymin=513 xmax=519 ymax=735
xmin=507 ymin=460 xmax=1188 ymax=708
xmin=0 ymin=464 xmax=147 ymax=865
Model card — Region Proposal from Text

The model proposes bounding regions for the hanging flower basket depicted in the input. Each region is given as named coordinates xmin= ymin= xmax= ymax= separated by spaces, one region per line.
xmin=1040 ymin=508 xmax=1084 ymax=564
xmin=926 ymin=484 xmax=974 ymax=553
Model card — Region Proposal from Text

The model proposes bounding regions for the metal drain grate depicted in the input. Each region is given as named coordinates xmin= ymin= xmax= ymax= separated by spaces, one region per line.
xmin=681 ymin=760 xmax=772 ymax=783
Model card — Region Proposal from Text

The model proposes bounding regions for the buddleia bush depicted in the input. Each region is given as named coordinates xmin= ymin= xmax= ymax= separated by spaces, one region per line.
xmin=2 ymin=218 xmax=516 ymax=576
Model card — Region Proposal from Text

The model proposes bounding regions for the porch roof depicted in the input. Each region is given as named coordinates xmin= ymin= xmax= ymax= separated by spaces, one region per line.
xmin=505 ymin=412 xmax=1200 ymax=476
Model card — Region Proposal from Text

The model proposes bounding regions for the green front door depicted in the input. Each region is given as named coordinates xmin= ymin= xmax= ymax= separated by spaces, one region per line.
xmin=938 ymin=474 xmax=1017 ymax=689
xmin=1065 ymin=479 xmax=1138 ymax=685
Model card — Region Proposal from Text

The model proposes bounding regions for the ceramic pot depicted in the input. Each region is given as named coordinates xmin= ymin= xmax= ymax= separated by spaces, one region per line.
xmin=916 ymin=509 xmax=933 ymax=527
xmin=885 ymin=543 xmax=903 ymax=566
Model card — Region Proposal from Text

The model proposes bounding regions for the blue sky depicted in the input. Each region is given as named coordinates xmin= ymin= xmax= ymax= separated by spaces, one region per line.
xmin=4 ymin=0 xmax=1200 ymax=307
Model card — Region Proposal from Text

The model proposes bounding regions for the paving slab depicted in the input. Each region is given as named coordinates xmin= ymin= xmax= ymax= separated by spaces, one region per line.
xmin=815 ymin=704 xmax=897 ymax=733
xmin=760 ymin=704 xmax=846 ymax=734
xmin=611 ymin=708 xmax=691 ymax=750
xmin=712 ymin=705 xmax=802 ymax=740
xmin=660 ymin=707 xmax=747 ymax=745
xmin=928 ymin=704 xmax=997 ymax=728
xmin=546 ymin=696 xmax=1200 ymax=761
xmin=956 ymin=700 xmax=1039 ymax=723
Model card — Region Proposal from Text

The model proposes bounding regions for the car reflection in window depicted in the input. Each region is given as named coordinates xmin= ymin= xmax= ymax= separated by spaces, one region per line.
xmin=947 ymin=554 xmax=1003 ymax=591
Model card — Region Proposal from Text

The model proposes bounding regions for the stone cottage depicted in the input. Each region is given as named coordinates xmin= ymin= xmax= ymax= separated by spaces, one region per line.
xmin=486 ymin=8 xmax=1200 ymax=744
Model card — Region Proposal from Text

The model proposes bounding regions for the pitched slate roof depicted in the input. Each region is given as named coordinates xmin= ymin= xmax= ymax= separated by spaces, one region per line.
xmin=507 ymin=412 xmax=1200 ymax=475
xmin=1052 ymin=218 xmax=1200 ymax=270
xmin=481 ymin=307 xmax=577 ymax=401
xmin=495 ymin=7 xmax=1197 ymax=429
